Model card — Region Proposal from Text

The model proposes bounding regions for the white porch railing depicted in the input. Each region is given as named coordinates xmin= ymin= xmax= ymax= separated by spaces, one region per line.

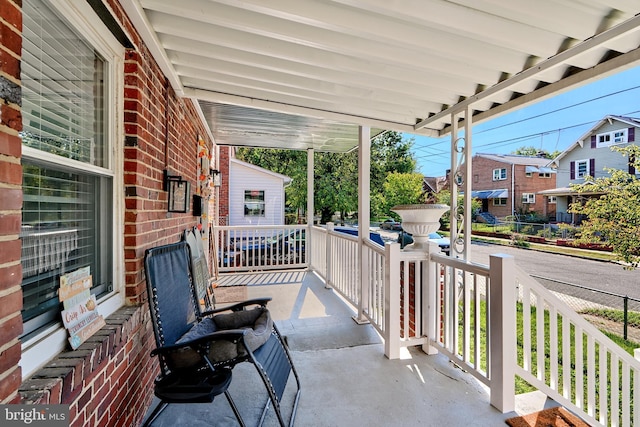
xmin=214 ymin=225 xmax=307 ymax=272
xmin=513 ymin=265 xmax=640 ymax=427
xmin=214 ymin=223 xmax=640 ymax=426
xmin=427 ymin=253 xmax=640 ymax=426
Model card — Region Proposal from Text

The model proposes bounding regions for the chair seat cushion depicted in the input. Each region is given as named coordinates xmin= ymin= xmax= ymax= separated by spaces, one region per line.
xmin=176 ymin=306 xmax=273 ymax=364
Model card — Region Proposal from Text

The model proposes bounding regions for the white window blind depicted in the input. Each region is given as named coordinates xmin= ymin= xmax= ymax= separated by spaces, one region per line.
xmin=21 ymin=1 xmax=105 ymax=166
xmin=20 ymin=0 xmax=113 ymax=337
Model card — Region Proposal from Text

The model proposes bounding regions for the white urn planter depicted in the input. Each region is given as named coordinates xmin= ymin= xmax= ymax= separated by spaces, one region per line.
xmin=392 ymin=204 xmax=449 ymax=252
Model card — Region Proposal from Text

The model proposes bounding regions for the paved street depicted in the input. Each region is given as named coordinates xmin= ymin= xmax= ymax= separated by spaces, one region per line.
xmin=468 ymin=240 xmax=640 ymax=300
xmin=376 ymin=228 xmax=639 ymax=300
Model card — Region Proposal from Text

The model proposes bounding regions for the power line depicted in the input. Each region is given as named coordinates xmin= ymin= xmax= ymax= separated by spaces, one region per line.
xmin=410 ymin=83 xmax=640 ymax=156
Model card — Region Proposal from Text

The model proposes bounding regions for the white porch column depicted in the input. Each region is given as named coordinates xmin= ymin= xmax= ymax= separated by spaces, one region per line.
xmin=384 ymin=242 xmax=401 ymax=359
xmin=356 ymin=126 xmax=371 ymax=323
xmin=307 ymin=148 xmax=314 ymax=262
xmin=489 ymin=253 xmax=516 ymax=413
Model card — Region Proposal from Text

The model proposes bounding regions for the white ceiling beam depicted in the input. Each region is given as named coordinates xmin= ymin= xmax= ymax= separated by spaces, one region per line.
xmin=145 ymin=5 xmax=527 ymax=75
xmin=184 ymin=87 xmax=440 ymax=138
xmin=182 ymin=77 xmax=428 ymax=128
xmin=161 ymin=34 xmax=481 ymax=96
xmin=439 ymin=45 xmax=640 ymax=136
xmin=416 ymin=13 xmax=640 ymax=132
xmin=119 ymin=0 xmax=184 ymax=96
xmin=169 ymin=51 xmax=460 ymax=107
xmin=150 ymin=15 xmax=504 ymax=87
xmin=201 ymin=0 xmax=564 ymax=59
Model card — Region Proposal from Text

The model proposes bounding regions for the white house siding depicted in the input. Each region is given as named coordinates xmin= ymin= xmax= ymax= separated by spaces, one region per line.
xmin=229 ymin=159 xmax=290 ymax=228
xmin=557 ymin=122 xmax=637 ymax=187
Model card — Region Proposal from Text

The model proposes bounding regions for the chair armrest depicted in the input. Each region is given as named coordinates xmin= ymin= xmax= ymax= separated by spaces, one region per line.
xmin=200 ymin=297 xmax=272 ymax=317
xmin=150 ymin=329 xmax=247 ymax=357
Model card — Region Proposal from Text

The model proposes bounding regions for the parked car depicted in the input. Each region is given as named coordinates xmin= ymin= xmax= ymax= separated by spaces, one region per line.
xmin=334 ymin=226 xmax=385 ymax=245
xmin=398 ymin=231 xmax=450 ymax=255
xmin=379 ymin=218 xmax=402 ymax=231
xmin=237 ymin=229 xmax=306 ymax=266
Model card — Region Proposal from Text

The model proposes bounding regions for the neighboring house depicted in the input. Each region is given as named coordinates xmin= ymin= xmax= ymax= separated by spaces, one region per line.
xmin=541 ymin=115 xmax=640 ymax=223
xmin=469 ymin=153 xmax=557 ymax=219
xmin=228 ymin=158 xmax=292 ymax=227
xmin=423 ymin=175 xmax=449 ymax=202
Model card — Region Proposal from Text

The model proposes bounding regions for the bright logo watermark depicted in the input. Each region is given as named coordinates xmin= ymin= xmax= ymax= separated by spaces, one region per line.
xmin=2 ymin=405 xmax=69 ymax=426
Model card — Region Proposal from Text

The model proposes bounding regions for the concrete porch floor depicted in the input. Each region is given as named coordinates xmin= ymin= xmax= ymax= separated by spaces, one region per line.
xmin=142 ymin=270 xmax=555 ymax=427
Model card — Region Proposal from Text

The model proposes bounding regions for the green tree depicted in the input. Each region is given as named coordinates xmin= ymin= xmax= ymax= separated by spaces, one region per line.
xmin=569 ymin=145 xmax=640 ymax=269
xmin=236 ymin=130 xmax=419 ymax=223
xmin=236 ymin=147 xmax=308 ymax=213
xmin=370 ymin=131 xmax=417 ymax=217
xmin=511 ymin=146 xmax=561 ymax=159
xmin=381 ymin=172 xmax=425 ymax=217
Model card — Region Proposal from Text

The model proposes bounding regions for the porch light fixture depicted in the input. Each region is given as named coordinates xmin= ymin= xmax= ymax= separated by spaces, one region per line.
xmin=164 ymin=170 xmax=190 ymax=213
xmin=211 ymin=169 xmax=222 ymax=187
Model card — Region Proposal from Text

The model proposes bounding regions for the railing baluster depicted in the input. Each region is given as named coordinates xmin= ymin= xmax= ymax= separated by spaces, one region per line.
xmin=575 ymin=325 xmax=584 ymax=410
xmin=587 ymin=335 xmax=595 ymax=417
xmin=549 ymin=305 xmax=558 ymax=390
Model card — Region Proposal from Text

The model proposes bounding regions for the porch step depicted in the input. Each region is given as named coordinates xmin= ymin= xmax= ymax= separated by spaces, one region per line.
xmin=511 ymin=392 xmax=589 ymax=427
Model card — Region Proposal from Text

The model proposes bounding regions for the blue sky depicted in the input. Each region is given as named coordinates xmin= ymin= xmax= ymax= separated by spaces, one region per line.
xmin=407 ymin=65 xmax=640 ymax=177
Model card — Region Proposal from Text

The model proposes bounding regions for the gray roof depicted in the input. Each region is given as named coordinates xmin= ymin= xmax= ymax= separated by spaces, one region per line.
xmin=474 ymin=153 xmax=554 ymax=167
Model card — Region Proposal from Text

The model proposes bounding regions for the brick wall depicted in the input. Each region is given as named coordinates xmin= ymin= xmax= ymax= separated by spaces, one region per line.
xmin=218 ymin=146 xmax=232 ymax=224
xmin=471 ymin=156 xmax=557 ymax=218
xmin=0 ymin=1 xmax=218 ymax=425
xmin=0 ymin=0 xmax=24 ymax=405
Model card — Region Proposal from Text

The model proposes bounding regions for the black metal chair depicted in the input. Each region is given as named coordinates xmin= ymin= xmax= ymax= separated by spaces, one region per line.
xmin=143 ymin=239 xmax=300 ymax=426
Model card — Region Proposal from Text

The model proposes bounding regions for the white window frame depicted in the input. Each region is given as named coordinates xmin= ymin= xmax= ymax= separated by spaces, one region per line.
xmin=522 ymin=193 xmax=535 ymax=204
xmin=538 ymin=172 xmax=551 ymax=178
xmin=244 ymin=190 xmax=266 ymax=217
xmin=575 ymin=159 xmax=590 ymax=179
xmin=548 ymin=196 xmax=557 ymax=204
xmin=596 ymin=129 xmax=627 ymax=148
xmin=20 ymin=0 xmax=124 ymax=379
xmin=493 ymin=198 xmax=507 ymax=206
xmin=492 ymin=168 xmax=507 ymax=181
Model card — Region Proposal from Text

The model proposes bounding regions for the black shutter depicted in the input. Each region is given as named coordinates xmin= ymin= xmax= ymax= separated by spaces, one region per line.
xmin=590 ymin=135 xmax=596 ymax=148
xmin=570 ymin=161 xmax=575 ymax=180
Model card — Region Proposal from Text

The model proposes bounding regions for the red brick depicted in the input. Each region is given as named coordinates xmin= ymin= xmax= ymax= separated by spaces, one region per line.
xmin=0 ymin=0 xmax=22 ymax=31
xmin=0 ymin=212 xmax=20 ymax=235
xmin=0 ymin=21 xmax=20 ymax=56
xmin=0 ymin=160 xmax=21 ymax=184
xmin=0 ymin=103 xmax=21 ymax=130
xmin=0 ymin=289 xmax=21 ymax=318
xmin=0 ymin=342 xmax=20 ymax=374
xmin=0 ymin=239 xmax=20 ymax=263
xmin=0 ymin=367 xmax=21 ymax=401
xmin=0 ymin=188 xmax=22 ymax=210
xmin=0 ymin=131 xmax=21 ymax=157
xmin=0 ymin=263 xmax=21 ymax=291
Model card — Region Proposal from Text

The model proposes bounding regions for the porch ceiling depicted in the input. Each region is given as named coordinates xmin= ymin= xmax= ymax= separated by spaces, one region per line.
xmin=121 ymin=0 xmax=640 ymax=152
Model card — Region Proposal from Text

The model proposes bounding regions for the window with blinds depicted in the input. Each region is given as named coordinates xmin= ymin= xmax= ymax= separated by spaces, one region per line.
xmin=20 ymin=0 xmax=113 ymax=337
